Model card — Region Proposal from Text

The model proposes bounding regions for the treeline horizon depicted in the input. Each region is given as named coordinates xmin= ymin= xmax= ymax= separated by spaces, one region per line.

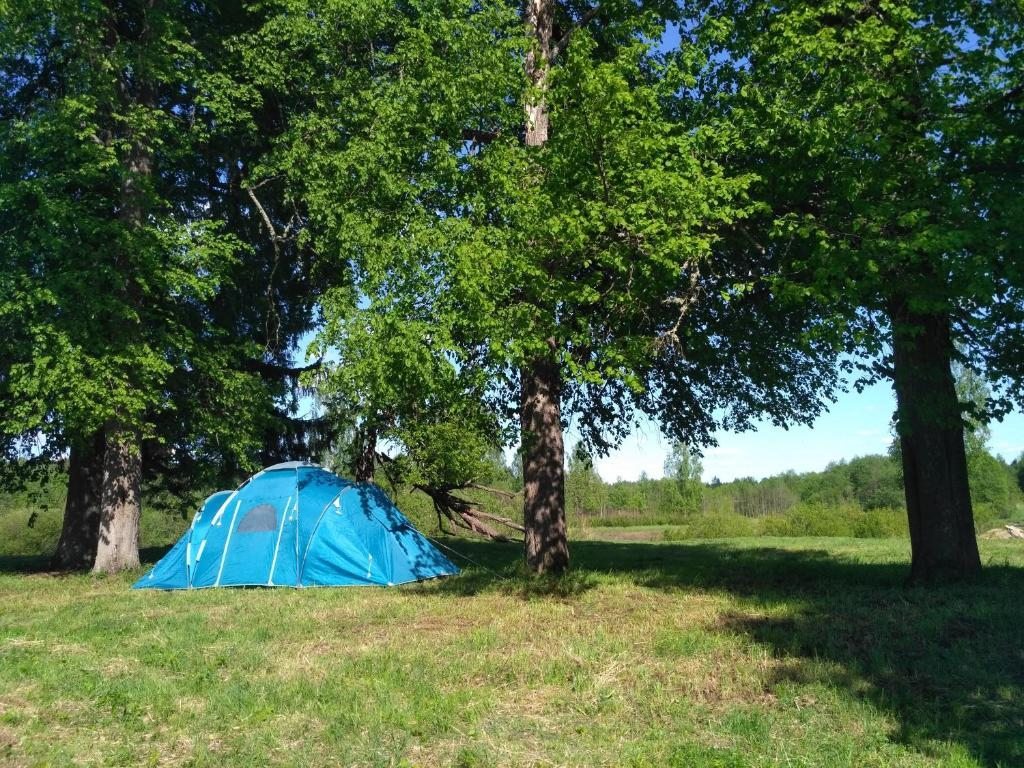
xmin=4 ymin=443 xmax=1021 ymax=558
xmin=576 ymin=450 xmax=1022 ymax=530
xmin=387 ymin=439 xmax=1024 ymax=540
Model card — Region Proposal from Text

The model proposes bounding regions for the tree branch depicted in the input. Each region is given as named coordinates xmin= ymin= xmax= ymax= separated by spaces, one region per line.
xmin=461 ymin=128 xmax=501 ymax=146
xmin=414 ymin=484 xmax=525 ymax=541
xmin=466 ymin=482 xmax=521 ymax=499
xmin=241 ymin=357 xmax=324 ymax=379
xmin=552 ymin=4 xmax=602 ymax=61
xmin=655 ymin=263 xmax=701 ymax=352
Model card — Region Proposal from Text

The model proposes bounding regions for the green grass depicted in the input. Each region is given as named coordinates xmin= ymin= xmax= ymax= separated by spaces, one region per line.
xmin=1 ymin=537 xmax=1023 ymax=767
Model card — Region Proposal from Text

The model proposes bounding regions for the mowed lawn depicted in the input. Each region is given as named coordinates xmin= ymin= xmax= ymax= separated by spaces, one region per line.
xmin=1 ymin=538 xmax=1022 ymax=768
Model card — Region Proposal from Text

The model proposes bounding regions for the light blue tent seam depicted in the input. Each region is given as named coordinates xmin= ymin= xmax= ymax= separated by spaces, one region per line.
xmin=186 ymin=478 xmax=249 ymax=589
xmin=214 ymin=498 xmax=242 ymax=587
xmin=188 ymin=490 xmax=239 ymax=587
xmin=293 ymin=468 xmax=301 ymax=585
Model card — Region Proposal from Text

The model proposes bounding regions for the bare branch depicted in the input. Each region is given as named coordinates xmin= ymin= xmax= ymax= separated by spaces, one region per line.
xmin=415 ymin=484 xmax=525 ymax=541
xmin=246 ymin=185 xmax=285 ymax=352
xmin=738 ymin=223 xmax=766 ymax=254
xmin=466 ymin=483 xmax=521 ymax=499
xmin=246 ymin=185 xmax=279 ymax=241
xmin=552 ymin=4 xmax=602 ymax=61
xmin=461 ymin=128 xmax=501 ymax=146
xmin=242 ymin=357 xmax=324 ymax=379
xmin=655 ymin=263 xmax=701 ymax=352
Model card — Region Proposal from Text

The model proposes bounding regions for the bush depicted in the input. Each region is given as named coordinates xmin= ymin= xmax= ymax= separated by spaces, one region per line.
xmin=852 ymin=508 xmax=908 ymax=538
xmin=669 ymin=513 xmax=758 ymax=540
xmin=972 ymin=502 xmax=1010 ymax=533
xmin=761 ymin=503 xmax=857 ymax=537
xmin=0 ymin=505 xmax=63 ymax=557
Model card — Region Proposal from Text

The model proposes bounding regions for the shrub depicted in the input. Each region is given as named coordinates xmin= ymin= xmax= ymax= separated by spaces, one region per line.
xmin=678 ymin=513 xmax=758 ymax=540
xmin=761 ymin=503 xmax=856 ymax=537
xmin=0 ymin=506 xmax=63 ymax=557
xmin=852 ymin=508 xmax=908 ymax=538
xmin=973 ymin=502 xmax=1007 ymax=533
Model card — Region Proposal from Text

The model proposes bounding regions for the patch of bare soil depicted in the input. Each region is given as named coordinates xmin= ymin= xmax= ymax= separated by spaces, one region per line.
xmin=980 ymin=525 xmax=1024 ymax=540
xmin=583 ymin=528 xmax=665 ymax=543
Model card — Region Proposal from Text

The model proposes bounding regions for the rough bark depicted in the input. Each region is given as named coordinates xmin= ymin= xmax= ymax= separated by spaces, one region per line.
xmin=519 ymin=0 xmax=569 ymax=573
xmin=521 ymin=355 xmax=569 ymax=574
xmin=524 ymin=0 xmax=554 ymax=148
xmin=889 ymin=298 xmax=981 ymax=583
xmin=91 ymin=92 xmax=151 ymax=574
xmin=92 ymin=421 xmax=142 ymax=574
xmin=51 ymin=430 xmax=106 ymax=570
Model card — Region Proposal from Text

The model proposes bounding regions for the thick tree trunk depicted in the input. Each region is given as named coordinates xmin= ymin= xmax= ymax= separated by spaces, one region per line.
xmin=889 ymin=298 xmax=981 ymax=583
xmin=519 ymin=0 xmax=568 ymax=573
xmin=51 ymin=430 xmax=106 ymax=570
xmin=92 ymin=421 xmax=142 ymax=574
xmin=90 ymin=45 xmax=152 ymax=575
xmin=521 ymin=355 xmax=569 ymax=574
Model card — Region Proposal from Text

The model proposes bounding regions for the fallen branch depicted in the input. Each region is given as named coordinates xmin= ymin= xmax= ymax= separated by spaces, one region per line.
xmin=466 ymin=482 xmax=522 ymax=500
xmin=371 ymin=451 xmax=523 ymax=541
xmin=415 ymin=484 xmax=525 ymax=542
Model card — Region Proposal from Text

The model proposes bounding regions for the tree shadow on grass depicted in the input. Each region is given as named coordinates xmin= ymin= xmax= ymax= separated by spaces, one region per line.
xmin=0 ymin=545 xmax=175 ymax=576
xmin=0 ymin=554 xmax=51 ymax=575
xmin=428 ymin=537 xmax=1024 ymax=767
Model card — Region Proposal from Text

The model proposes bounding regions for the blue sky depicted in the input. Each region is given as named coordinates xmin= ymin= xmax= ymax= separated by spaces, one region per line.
xmin=584 ymin=383 xmax=1024 ymax=483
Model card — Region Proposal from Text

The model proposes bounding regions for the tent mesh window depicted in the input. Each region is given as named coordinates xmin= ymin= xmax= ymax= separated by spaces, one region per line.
xmin=237 ymin=503 xmax=278 ymax=533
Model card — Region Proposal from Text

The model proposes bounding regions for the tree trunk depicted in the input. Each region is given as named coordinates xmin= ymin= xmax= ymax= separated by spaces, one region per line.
xmin=889 ymin=297 xmax=981 ymax=583
xmin=521 ymin=355 xmax=569 ymax=574
xmin=519 ymin=0 xmax=567 ymax=573
xmin=354 ymin=427 xmax=377 ymax=483
xmin=51 ymin=430 xmax=106 ymax=570
xmin=92 ymin=421 xmax=142 ymax=574
xmin=524 ymin=0 xmax=553 ymax=149
xmin=90 ymin=40 xmax=152 ymax=575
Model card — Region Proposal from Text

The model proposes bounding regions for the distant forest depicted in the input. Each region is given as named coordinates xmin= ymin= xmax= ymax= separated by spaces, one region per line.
xmin=2 ymin=444 xmax=1022 ymax=559
xmin=594 ymin=451 xmax=1017 ymax=521
xmin=391 ymin=441 xmax=1024 ymax=540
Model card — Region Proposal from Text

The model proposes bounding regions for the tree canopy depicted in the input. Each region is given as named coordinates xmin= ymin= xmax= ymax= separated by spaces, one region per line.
xmin=246 ymin=0 xmax=844 ymax=571
xmin=0 ymin=0 xmax=324 ymax=570
xmin=685 ymin=0 xmax=1024 ymax=580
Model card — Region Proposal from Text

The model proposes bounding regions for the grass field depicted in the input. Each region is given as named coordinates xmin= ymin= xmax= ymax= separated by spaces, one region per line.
xmin=1 ymin=536 xmax=1022 ymax=767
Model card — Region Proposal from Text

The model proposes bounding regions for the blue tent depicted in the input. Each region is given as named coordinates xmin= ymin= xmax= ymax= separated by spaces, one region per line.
xmin=133 ymin=462 xmax=458 ymax=589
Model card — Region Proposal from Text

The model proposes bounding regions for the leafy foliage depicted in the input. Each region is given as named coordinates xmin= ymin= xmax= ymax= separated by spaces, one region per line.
xmin=0 ymin=0 xmax=323 ymax=493
xmin=684 ymin=0 xmax=1024 ymax=412
xmin=246 ymin=0 xmax=843 ymax=507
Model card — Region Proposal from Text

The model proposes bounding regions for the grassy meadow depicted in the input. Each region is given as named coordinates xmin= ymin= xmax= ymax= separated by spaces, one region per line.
xmin=2 ymin=536 xmax=1023 ymax=767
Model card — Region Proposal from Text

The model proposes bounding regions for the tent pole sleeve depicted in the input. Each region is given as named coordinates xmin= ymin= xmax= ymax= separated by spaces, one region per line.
xmin=213 ymin=498 xmax=243 ymax=587
xmin=267 ymin=495 xmax=293 ymax=585
xmin=189 ymin=489 xmax=239 ymax=589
